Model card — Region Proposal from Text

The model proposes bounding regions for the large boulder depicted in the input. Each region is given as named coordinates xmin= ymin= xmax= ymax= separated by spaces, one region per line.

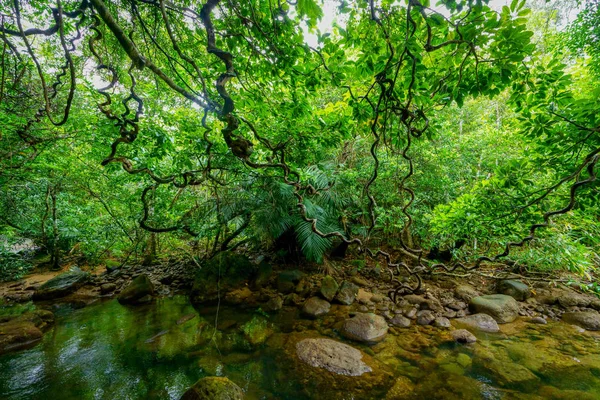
xmin=469 ymin=294 xmax=519 ymax=323
xmin=497 ymin=280 xmax=531 ymax=301
xmin=562 ymin=312 xmax=600 ymax=331
xmin=190 ymin=252 xmax=256 ymax=306
xmin=180 ymin=377 xmax=244 ymax=400
xmin=32 ymin=268 xmax=90 ymax=300
xmin=558 ymin=291 xmax=592 ymax=308
xmin=341 ymin=313 xmax=388 ymax=344
xmin=320 ymin=276 xmax=339 ymax=302
xmin=335 ymin=281 xmax=359 ymax=305
xmin=296 ymin=338 xmax=372 ymax=376
xmin=275 ymin=332 xmax=394 ymax=400
xmin=117 ymin=274 xmax=154 ymax=305
xmin=454 ymin=313 xmax=500 ymax=333
xmin=302 ymin=297 xmax=331 ymax=318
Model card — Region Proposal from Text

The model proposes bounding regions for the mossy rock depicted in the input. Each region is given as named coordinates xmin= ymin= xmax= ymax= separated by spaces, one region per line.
xmin=190 ymin=252 xmax=256 ymax=306
xmin=118 ymin=274 xmax=154 ymax=305
xmin=32 ymin=268 xmax=90 ymax=300
xmin=180 ymin=377 xmax=244 ymax=400
xmin=240 ymin=316 xmax=272 ymax=347
xmin=272 ymin=331 xmax=394 ymax=399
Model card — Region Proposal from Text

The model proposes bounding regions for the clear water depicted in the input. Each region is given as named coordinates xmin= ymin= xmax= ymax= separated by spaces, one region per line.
xmin=2 ymin=296 xmax=600 ymax=399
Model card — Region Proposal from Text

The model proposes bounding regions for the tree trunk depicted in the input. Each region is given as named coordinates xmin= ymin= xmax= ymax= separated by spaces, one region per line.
xmin=143 ymin=232 xmax=157 ymax=266
xmin=50 ymin=188 xmax=60 ymax=270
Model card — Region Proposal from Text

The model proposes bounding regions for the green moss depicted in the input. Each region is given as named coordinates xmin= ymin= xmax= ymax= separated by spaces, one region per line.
xmin=241 ymin=316 xmax=272 ymax=347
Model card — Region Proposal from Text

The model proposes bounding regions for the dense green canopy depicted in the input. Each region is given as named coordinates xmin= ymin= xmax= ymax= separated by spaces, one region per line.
xmin=0 ymin=0 xmax=598 ymax=288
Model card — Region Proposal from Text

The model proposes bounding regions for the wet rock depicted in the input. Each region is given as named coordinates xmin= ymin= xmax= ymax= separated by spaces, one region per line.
xmin=263 ymin=296 xmax=283 ymax=312
xmin=434 ymin=317 xmax=451 ymax=329
xmin=180 ymin=377 xmax=244 ymax=400
xmin=302 ymin=297 xmax=331 ymax=318
xmin=450 ymin=329 xmax=477 ymax=343
xmin=320 ymin=276 xmax=339 ymax=302
xmin=341 ymin=313 xmax=388 ymax=344
xmin=284 ymin=293 xmax=304 ymax=306
xmin=454 ymin=285 xmax=480 ymax=302
xmin=389 ymin=314 xmax=411 ymax=328
xmin=32 ymin=268 xmax=91 ymax=300
xmin=469 ymin=294 xmax=519 ymax=323
xmin=476 ymin=354 xmax=539 ymax=390
xmin=404 ymin=307 xmax=417 ymax=319
xmin=241 ymin=316 xmax=272 ymax=346
xmin=416 ymin=310 xmax=435 ymax=326
xmin=455 ymin=313 xmax=500 ymax=333
xmin=447 ymin=301 xmax=467 ymax=311
xmin=117 ymin=274 xmax=154 ymax=305
xmin=335 ymin=281 xmax=359 ymax=305
xmin=529 ymin=316 xmax=547 ymax=325
xmin=277 ymin=270 xmax=305 ymax=294
xmin=403 ymin=294 xmax=442 ymax=312
xmin=498 ymin=280 xmax=531 ymax=301
xmin=278 ymin=332 xmax=394 ymax=400
xmin=100 ymin=283 xmax=116 ymax=294
xmin=356 ymin=288 xmax=373 ymax=305
xmin=562 ymin=312 xmax=600 ymax=331
xmin=224 ymin=287 xmax=253 ymax=305
xmin=0 ymin=310 xmax=54 ymax=355
xmin=296 ymin=338 xmax=372 ymax=376
xmin=558 ymin=291 xmax=591 ymax=308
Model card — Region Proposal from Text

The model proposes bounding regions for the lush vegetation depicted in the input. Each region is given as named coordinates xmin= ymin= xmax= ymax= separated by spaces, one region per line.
xmin=0 ymin=0 xmax=598 ymax=283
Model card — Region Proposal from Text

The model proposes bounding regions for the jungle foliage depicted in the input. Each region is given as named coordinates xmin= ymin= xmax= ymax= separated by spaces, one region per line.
xmin=0 ymin=0 xmax=598 ymax=283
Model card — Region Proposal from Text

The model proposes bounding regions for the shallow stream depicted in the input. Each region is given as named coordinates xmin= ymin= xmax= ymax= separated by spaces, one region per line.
xmin=1 ymin=296 xmax=600 ymax=399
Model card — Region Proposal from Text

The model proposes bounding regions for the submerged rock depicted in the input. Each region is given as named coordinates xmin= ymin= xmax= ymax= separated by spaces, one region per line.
xmin=277 ymin=332 xmax=394 ymax=400
xmin=0 ymin=310 xmax=54 ymax=355
xmin=301 ymin=297 xmax=331 ymax=318
xmin=498 ymin=280 xmax=531 ymax=301
xmin=117 ymin=274 xmax=154 ymax=305
xmin=296 ymin=338 xmax=372 ymax=376
xmin=385 ymin=376 xmax=415 ymax=400
xmin=179 ymin=377 xmax=244 ymax=400
xmin=335 ymin=281 xmax=359 ymax=305
xmin=320 ymin=276 xmax=339 ymax=302
xmin=469 ymin=294 xmax=519 ymax=323
xmin=562 ymin=312 xmax=600 ymax=331
xmin=32 ymin=268 xmax=90 ymax=300
xmin=240 ymin=316 xmax=272 ymax=346
xmin=454 ymin=313 xmax=500 ymax=333
xmin=341 ymin=312 xmax=388 ymax=344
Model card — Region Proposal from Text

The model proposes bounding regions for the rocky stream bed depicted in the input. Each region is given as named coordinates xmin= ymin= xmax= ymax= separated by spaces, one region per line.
xmin=2 ymin=253 xmax=600 ymax=399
